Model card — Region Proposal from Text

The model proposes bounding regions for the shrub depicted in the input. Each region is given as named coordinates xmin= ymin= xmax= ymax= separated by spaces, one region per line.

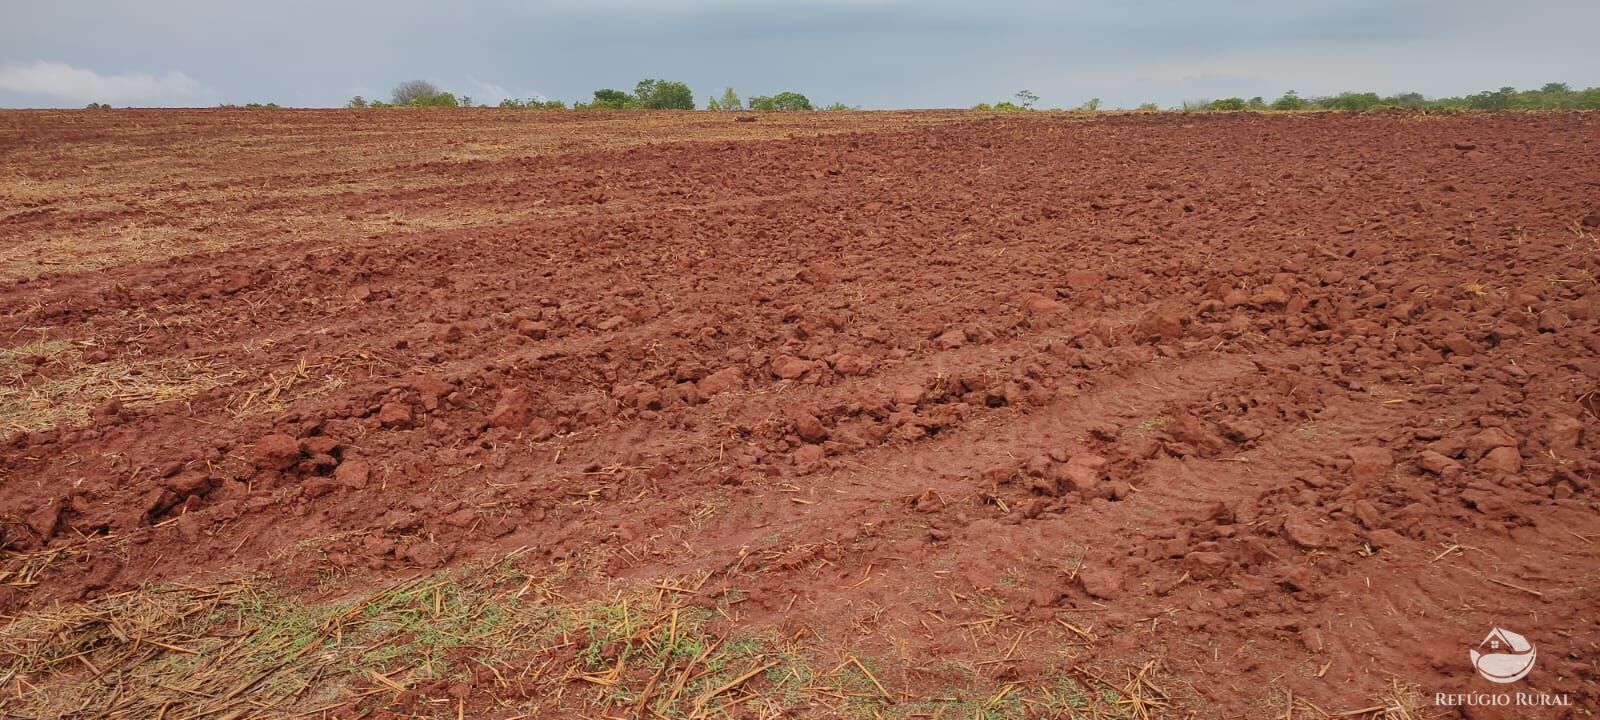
xmin=1464 ymin=87 xmax=1517 ymax=110
xmin=411 ymin=92 xmax=459 ymax=107
xmin=579 ymin=89 xmax=631 ymax=109
xmin=1385 ymin=92 xmax=1427 ymax=109
xmin=85 ymin=102 xmax=111 ymax=110
xmin=384 ymin=80 xmax=460 ymax=107
xmin=498 ymin=98 xmax=566 ymax=109
xmin=973 ymin=100 xmax=1026 ymax=111
xmin=1270 ymin=91 xmax=1306 ymax=111
xmin=747 ymin=91 xmax=812 ymax=111
xmin=1207 ymin=97 xmax=1246 ymax=111
xmin=375 ymin=81 xmax=460 ymax=107
xmin=707 ymin=87 xmax=741 ymax=111
xmin=1318 ymin=91 xmax=1383 ymax=111
xmin=391 ymin=80 xmax=441 ymax=105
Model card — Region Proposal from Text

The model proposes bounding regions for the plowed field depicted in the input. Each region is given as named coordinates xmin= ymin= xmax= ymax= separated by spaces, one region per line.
xmin=2 ymin=108 xmax=1597 ymax=719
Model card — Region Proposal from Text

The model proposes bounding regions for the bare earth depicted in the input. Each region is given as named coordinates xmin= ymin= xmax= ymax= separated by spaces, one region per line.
xmin=1 ymin=108 xmax=1597 ymax=719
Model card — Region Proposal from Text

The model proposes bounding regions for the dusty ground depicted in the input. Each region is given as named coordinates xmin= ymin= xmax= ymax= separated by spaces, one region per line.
xmin=1 ymin=108 xmax=1597 ymax=719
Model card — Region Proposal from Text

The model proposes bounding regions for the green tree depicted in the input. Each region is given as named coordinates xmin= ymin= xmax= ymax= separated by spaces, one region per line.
xmin=1014 ymin=89 xmax=1039 ymax=109
xmin=1270 ymin=91 xmax=1306 ymax=111
xmin=1384 ymin=92 xmax=1427 ymax=109
xmin=773 ymin=92 xmax=810 ymax=110
xmin=583 ymin=88 xmax=631 ymax=109
xmin=707 ymin=87 xmax=741 ymax=111
xmin=1465 ymin=87 xmax=1517 ymax=110
xmin=347 ymin=96 xmax=368 ymax=108
xmin=1208 ymin=97 xmax=1247 ymax=111
xmin=387 ymin=80 xmax=459 ymax=107
xmin=1080 ymin=97 xmax=1101 ymax=111
xmin=633 ymin=79 xmax=694 ymax=109
xmin=748 ymin=91 xmax=812 ymax=111
xmin=391 ymin=80 xmax=441 ymax=105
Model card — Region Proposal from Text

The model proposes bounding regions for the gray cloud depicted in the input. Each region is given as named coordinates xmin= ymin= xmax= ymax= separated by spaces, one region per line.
xmin=0 ymin=60 xmax=205 ymax=104
xmin=1 ymin=1 xmax=1596 ymax=109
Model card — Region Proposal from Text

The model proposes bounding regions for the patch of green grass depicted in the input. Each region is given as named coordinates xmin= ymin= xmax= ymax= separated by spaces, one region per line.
xmin=1 ymin=551 xmax=1191 ymax=719
xmin=933 ymin=657 xmax=981 ymax=683
xmin=234 ymin=587 xmax=339 ymax=666
xmin=346 ymin=580 xmax=518 ymax=676
xmin=1038 ymin=674 xmax=1094 ymax=711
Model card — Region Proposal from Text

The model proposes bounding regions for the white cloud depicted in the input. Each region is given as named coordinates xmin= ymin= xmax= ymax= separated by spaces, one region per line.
xmin=0 ymin=60 xmax=204 ymax=105
xmin=465 ymin=78 xmax=512 ymax=106
xmin=465 ymin=78 xmax=557 ymax=106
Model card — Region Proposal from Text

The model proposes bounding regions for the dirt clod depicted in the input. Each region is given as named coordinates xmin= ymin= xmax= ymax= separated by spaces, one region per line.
xmin=487 ymin=387 xmax=537 ymax=428
xmin=250 ymin=433 xmax=301 ymax=471
xmin=696 ymin=367 xmax=743 ymax=395
xmin=1346 ymin=446 xmax=1394 ymax=483
xmin=377 ymin=402 xmax=414 ymax=429
xmin=1077 ymin=564 xmax=1123 ymax=599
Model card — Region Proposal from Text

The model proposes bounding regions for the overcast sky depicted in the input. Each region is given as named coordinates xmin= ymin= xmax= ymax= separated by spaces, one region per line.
xmin=2 ymin=0 xmax=1597 ymax=109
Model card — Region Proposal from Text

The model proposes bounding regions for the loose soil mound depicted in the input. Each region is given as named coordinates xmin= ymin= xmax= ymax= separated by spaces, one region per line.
xmin=2 ymin=109 xmax=1597 ymax=718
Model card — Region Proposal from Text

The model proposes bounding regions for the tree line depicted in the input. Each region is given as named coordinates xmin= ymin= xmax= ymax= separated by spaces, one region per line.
xmin=345 ymin=79 xmax=851 ymax=111
xmin=1192 ymin=84 xmax=1600 ymax=111
xmin=971 ymin=84 xmax=1600 ymax=112
xmin=177 ymin=80 xmax=1600 ymax=112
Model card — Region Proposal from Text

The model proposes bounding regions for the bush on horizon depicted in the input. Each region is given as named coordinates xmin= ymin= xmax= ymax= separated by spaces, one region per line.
xmin=747 ymin=91 xmax=813 ymax=111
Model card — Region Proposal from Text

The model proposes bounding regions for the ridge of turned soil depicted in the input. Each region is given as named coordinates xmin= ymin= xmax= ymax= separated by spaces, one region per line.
xmin=2 ymin=110 xmax=1598 ymax=717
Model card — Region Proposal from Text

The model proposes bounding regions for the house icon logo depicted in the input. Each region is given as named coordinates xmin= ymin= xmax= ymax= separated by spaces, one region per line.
xmin=1469 ymin=627 xmax=1536 ymax=683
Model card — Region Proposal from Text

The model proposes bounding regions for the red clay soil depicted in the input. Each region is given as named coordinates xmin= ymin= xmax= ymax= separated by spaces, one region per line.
xmin=3 ymin=110 xmax=1600 ymax=717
